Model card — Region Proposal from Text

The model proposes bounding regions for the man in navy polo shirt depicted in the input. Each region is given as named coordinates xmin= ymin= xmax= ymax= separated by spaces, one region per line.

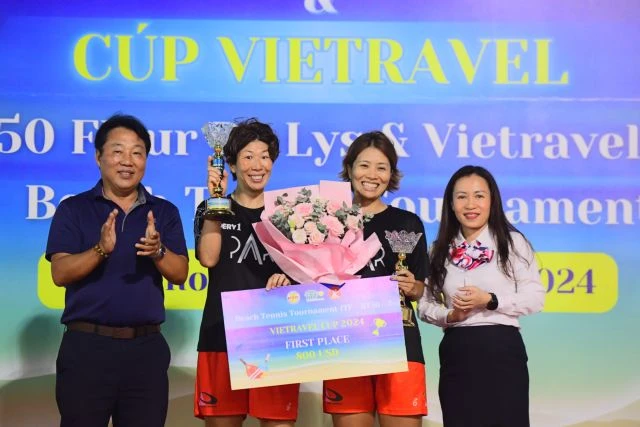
xmin=46 ymin=114 xmax=189 ymax=427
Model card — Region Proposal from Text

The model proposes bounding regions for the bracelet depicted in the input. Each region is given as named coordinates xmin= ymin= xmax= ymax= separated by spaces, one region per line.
xmin=93 ymin=244 xmax=109 ymax=259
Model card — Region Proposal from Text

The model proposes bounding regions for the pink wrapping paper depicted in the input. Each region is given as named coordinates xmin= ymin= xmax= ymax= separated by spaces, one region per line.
xmin=254 ymin=181 xmax=381 ymax=284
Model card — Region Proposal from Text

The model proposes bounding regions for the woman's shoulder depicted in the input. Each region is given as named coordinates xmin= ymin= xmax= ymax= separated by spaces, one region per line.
xmin=508 ymin=230 xmax=529 ymax=245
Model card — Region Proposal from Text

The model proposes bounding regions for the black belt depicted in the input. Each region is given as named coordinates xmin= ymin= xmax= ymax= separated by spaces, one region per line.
xmin=66 ymin=321 xmax=161 ymax=339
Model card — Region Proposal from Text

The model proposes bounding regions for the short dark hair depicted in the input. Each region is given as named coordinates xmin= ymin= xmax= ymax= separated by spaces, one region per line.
xmin=339 ymin=131 xmax=402 ymax=192
xmin=223 ymin=118 xmax=280 ymax=180
xmin=95 ymin=114 xmax=151 ymax=154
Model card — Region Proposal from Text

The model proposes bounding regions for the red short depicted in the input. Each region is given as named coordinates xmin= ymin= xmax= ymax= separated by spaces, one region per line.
xmin=194 ymin=352 xmax=299 ymax=420
xmin=323 ymin=361 xmax=427 ymax=416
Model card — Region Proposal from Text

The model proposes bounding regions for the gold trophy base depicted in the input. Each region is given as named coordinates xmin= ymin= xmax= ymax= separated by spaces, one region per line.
xmin=205 ymin=197 xmax=234 ymax=220
xmin=399 ymin=285 xmax=414 ymax=327
xmin=401 ymin=305 xmax=415 ymax=327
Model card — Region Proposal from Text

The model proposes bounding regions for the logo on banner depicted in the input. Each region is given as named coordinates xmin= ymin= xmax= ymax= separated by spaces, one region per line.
xmin=304 ymin=0 xmax=337 ymax=14
xmin=320 ymin=283 xmax=344 ymax=300
xmin=286 ymin=291 xmax=301 ymax=304
xmin=304 ymin=289 xmax=325 ymax=302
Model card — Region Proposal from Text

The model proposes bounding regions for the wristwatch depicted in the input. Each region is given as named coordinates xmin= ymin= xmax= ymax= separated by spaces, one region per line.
xmin=486 ymin=292 xmax=498 ymax=311
xmin=151 ymin=244 xmax=166 ymax=260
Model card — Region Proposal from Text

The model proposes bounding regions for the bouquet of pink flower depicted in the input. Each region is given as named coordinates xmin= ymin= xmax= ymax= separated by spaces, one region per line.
xmin=253 ymin=181 xmax=381 ymax=284
xmin=270 ymin=188 xmax=368 ymax=245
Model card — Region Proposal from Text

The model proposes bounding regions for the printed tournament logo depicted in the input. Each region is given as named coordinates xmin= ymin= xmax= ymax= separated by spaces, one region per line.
xmin=286 ymin=290 xmax=301 ymax=304
xmin=304 ymin=289 xmax=325 ymax=302
xmin=321 ymin=283 xmax=344 ymax=300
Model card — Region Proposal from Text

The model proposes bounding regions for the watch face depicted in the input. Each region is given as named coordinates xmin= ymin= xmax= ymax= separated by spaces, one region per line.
xmin=152 ymin=245 xmax=166 ymax=259
xmin=487 ymin=293 xmax=498 ymax=310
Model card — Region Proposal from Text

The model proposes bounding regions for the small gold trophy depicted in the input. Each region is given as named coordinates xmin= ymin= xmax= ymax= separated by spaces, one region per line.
xmin=385 ymin=230 xmax=423 ymax=327
xmin=202 ymin=122 xmax=236 ymax=220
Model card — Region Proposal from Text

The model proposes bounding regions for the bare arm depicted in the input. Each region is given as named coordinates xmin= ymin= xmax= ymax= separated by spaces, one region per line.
xmin=197 ymin=158 xmax=228 ymax=268
xmin=51 ymin=208 xmax=118 ymax=286
xmin=197 ymin=219 xmax=223 ymax=268
xmin=154 ymin=249 xmax=188 ymax=284
xmin=51 ymin=249 xmax=105 ymax=286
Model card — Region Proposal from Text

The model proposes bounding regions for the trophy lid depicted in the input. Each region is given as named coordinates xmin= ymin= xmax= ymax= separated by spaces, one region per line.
xmin=384 ymin=230 xmax=423 ymax=254
xmin=202 ymin=122 xmax=236 ymax=148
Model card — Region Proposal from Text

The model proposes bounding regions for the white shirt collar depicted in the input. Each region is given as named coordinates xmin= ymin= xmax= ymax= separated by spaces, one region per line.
xmin=454 ymin=225 xmax=494 ymax=248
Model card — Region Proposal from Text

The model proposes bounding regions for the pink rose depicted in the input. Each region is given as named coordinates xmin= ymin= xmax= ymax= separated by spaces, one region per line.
xmin=294 ymin=202 xmax=314 ymax=217
xmin=326 ymin=200 xmax=342 ymax=216
xmin=320 ymin=215 xmax=345 ymax=237
xmin=292 ymin=228 xmax=307 ymax=244
xmin=304 ymin=221 xmax=318 ymax=234
xmin=308 ymin=229 xmax=326 ymax=245
xmin=345 ymin=214 xmax=360 ymax=231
